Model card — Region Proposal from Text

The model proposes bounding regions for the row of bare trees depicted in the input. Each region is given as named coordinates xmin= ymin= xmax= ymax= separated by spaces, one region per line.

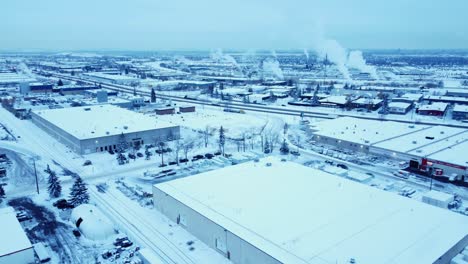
xmin=150 ymin=121 xmax=286 ymax=166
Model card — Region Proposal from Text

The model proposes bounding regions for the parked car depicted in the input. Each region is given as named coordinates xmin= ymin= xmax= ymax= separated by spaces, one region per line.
xmin=83 ymin=160 xmax=92 ymax=166
xmin=290 ymin=150 xmax=301 ymax=156
xmin=53 ymin=199 xmax=74 ymax=210
xmin=205 ymin=153 xmax=214 ymax=159
xmin=214 ymin=151 xmax=222 ymax=156
xmin=16 ymin=211 xmax=32 ymax=222
xmin=168 ymin=161 xmax=177 ymax=166
xmin=193 ymin=154 xmax=204 ymax=159
xmin=136 ymin=152 xmax=144 ymax=158
xmin=337 ymin=163 xmax=348 ymax=170
xmin=179 ymin=158 xmax=189 ymax=163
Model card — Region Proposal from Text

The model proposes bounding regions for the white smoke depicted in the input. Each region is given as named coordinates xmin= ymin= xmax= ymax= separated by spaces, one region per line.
xmin=311 ymin=37 xmax=350 ymax=80
xmin=304 ymin=48 xmax=309 ymax=60
xmin=262 ymin=58 xmax=284 ymax=80
xmin=271 ymin=50 xmax=278 ymax=59
xmin=346 ymin=50 xmax=378 ymax=79
xmin=174 ymin=55 xmax=192 ymax=65
xmin=211 ymin=49 xmax=239 ymax=68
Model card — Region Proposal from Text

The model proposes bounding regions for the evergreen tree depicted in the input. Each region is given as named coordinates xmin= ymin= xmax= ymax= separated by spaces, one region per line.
xmin=150 ymin=87 xmax=156 ymax=103
xmin=44 ymin=164 xmax=52 ymax=174
xmin=116 ymin=133 xmax=128 ymax=153
xmin=47 ymin=166 xmax=62 ymax=198
xmin=0 ymin=184 xmax=5 ymax=203
xmin=379 ymin=93 xmax=389 ymax=115
xmin=57 ymin=79 xmax=64 ymax=86
xmin=69 ymin=176 xmax=89 ymax=207
xmin=280 ymin=139 xmax=290 ymax=155
xmin=311 ymin=85 xmax=320 ymax=106
xmin=264 ymin=140 xmax=271 ymax=154
xmin=219 ymin=126 xmax=226 ymax=155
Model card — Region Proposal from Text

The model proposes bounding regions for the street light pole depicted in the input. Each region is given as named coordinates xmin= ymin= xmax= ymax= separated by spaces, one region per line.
xmin=33 ymin=159 xmax=39 ymax=194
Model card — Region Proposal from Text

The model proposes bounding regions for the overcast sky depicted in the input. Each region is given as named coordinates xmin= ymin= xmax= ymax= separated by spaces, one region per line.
xmin=2 ymin=0 xmax=467 ymax=51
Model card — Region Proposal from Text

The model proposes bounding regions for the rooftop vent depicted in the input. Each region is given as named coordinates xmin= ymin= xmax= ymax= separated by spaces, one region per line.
xmin=412 ymin=140 xmax=417 ymax=144
xmin=266 ymin=162 xmax=272 ymax=167
xmin=425 ymin=136 xmax=434 ymax=140
xmin=440 ymin=131 xmax=445 ymax=134
xmin=123 ymin=126 xmax=128 ymax=130
xmin=106 ymin=131 xmax=110 ymax=135
xmin=409 ymin=125 xmax=415 ymax=128
xmin=84 ymin=107 xmax=91 ymax=111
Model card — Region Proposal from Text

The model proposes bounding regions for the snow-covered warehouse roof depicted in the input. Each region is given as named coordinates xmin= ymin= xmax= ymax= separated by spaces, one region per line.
xmin=154 ymin=157 xmax=468 ymax=264
xmin=33 ymin=104 xmax=176 ymax=140
xmin=0 ymin=207 xmax=33 ymax=258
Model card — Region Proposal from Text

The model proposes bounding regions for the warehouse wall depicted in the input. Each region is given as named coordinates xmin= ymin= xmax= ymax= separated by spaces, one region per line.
xmin=434 ymin=234 xmax=468 ymax=264
xmin=31 ymin=112 xmax=81 ymax=153
xmin=0 ymin=247 xmax=35 ymax=264
xmin=153 ymin=186 xmax=281 ymax=264
xmin=312 ymin=135 xmax=370 ymax=153
xmin=80 ymin=126 xmax=180 ymax=155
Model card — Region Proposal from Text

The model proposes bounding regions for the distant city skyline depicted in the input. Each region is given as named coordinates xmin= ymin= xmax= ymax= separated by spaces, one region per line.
xmin=2 ymin=0 xmax=467 ymax=51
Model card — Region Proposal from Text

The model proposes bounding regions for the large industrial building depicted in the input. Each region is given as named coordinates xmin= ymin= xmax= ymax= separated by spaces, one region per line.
xmin=310 ymin=117 xmax=468 ymax=181
xmin=31 ymin=104 xmax=179 ymax=154
xmin=0 ymin=207 xmax=35 ymax=264
xmin=153 ymin=157 xmax=468 ymax=264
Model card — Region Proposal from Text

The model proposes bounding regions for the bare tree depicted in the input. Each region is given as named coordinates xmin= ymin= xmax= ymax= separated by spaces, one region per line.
xmin=155 ymin=137 xmax=166 ymax=166
xmin=173 ymin=139 xmax=182 ymax=165
xmin=265 ymin=129 xmax=280 ymax=153
xmin=241 ymin=132 xmax=247 ymax=152
xmin=203 ymin=126 xmax=216 ymax=148
xmin=247 ymin=129 xmax=256 ymax=150
xmin=182 ymin=139 xmax=195 ymax=160
xmin=257 ymin=122 xmax=269 ymax=151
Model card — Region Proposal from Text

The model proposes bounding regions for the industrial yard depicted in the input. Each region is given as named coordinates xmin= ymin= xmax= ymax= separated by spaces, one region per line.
xmin=1 ymin=1 xmax=468 ymax=264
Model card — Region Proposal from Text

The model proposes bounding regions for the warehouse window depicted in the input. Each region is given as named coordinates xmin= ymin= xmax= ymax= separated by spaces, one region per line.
xmin=215 ymin=238 xmax=227 ymax=254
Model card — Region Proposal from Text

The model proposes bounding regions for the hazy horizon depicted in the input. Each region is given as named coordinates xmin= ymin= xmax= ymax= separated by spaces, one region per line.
xmin=2 ymin=0 xmax=468 ymax=51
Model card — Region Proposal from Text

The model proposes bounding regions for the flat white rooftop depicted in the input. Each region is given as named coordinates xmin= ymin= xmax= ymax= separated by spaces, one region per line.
xmin=311 ymin=117 xmax=429 ymax=145
xmin=33 ymin=104 xmax=175 ymax=140
xmin=154 ymin=157 xmax=468 ymax=264
xmin=374 ymin=126 xmax=465 ymax=153
xmin=0 ymin=207 xmax=33 ymax=258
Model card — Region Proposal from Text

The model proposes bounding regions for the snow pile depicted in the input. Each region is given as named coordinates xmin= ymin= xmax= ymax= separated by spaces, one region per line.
xmin=71 ymin=204 xmax=114 ymax=241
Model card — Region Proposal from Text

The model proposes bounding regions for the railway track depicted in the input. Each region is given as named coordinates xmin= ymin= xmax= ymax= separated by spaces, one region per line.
xmin=89 ymin=187 xmax=197 ymax=264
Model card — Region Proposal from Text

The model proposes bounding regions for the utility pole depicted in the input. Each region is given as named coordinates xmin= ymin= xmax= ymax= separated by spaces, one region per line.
xmin=33 ymin=159 xmax=39 ymax=194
